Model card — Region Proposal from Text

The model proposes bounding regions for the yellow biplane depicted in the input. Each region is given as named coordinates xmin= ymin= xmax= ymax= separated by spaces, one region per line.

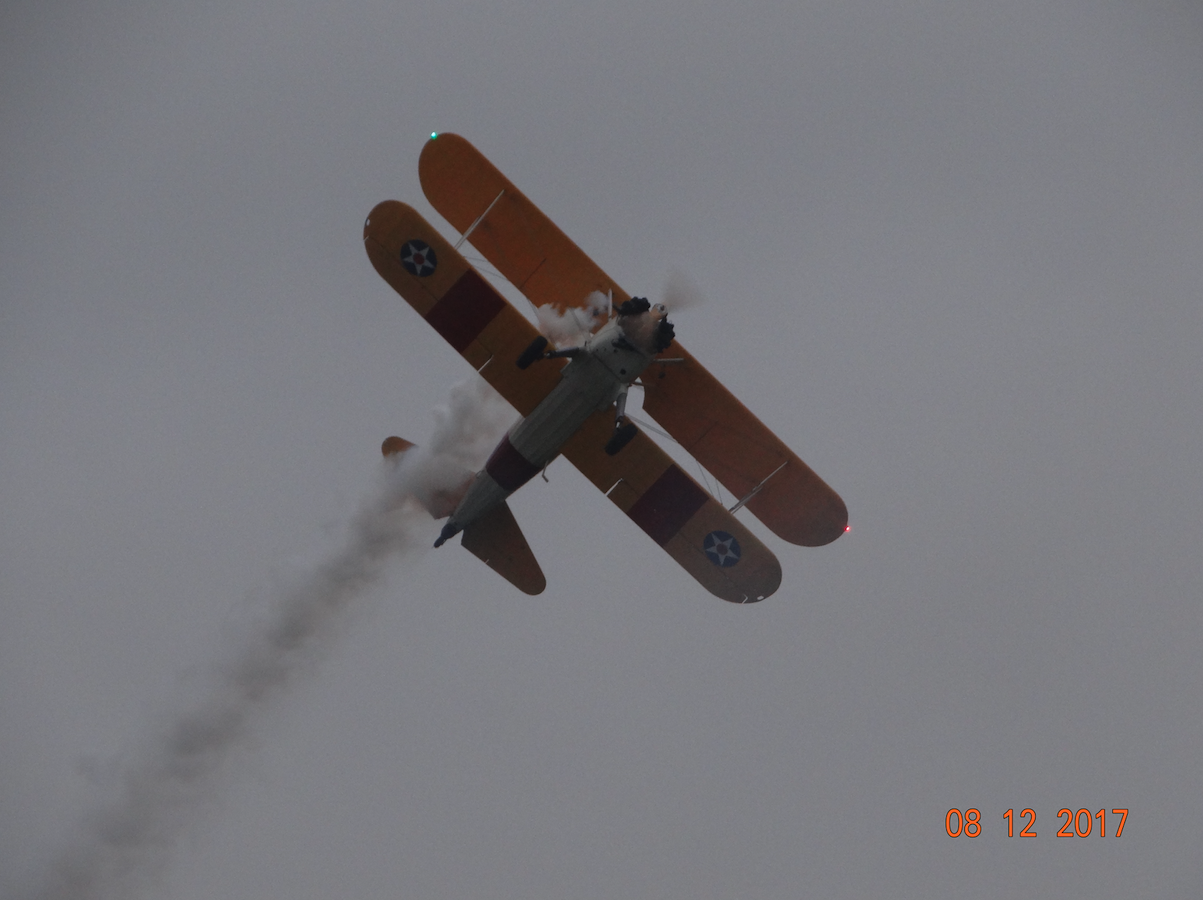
xmin=364 ymin=134 xmax=846 ymax=603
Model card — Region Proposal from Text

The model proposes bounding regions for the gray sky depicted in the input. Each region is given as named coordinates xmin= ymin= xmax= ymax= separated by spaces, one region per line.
xmin=4 ymin=0 xmax=1203 ymax=896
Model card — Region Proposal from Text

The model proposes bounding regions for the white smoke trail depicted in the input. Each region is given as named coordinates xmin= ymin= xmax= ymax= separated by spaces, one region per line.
xmin=534 ymin=291 xmax=610 ymax=348
xmin=422 ymin=374 xmax=516 ymax=470
xmin=13 ymin=377 xmax=512 ymax=900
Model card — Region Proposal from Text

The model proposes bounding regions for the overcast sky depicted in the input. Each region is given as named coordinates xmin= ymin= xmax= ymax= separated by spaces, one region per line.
xmin=4 ymin=1 xmax=1203 ymax=897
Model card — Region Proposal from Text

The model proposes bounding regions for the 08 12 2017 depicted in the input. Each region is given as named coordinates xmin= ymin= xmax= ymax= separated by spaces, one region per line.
xmin=945 ymin=807 xmax=1128 ymax=837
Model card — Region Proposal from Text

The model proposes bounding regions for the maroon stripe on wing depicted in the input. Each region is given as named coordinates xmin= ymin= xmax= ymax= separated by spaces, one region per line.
xmin=426 ymin=268 xmax=505 ymax=352
xmin=626 ymin=464 xmax=708 ymax=546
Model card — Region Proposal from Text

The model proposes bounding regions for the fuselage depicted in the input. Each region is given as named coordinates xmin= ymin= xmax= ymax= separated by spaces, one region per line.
xmin=435 ymin=308 xmax=667 ymax=545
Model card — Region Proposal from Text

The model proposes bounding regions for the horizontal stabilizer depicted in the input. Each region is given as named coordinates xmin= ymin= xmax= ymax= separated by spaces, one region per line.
xmin=382 ymin=436 xmax=415 ymax=457
xmin=461 ymin=500 xmax=546 ymax=595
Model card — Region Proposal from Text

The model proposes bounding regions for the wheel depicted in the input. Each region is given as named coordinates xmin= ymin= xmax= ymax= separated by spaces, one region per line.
xmin=516 ymin=335 xmax=549 ymax=369
xmin=604 ymin=422 xmax=639 ymax=456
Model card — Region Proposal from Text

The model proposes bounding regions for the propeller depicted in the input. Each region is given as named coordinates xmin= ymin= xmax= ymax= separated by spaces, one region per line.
xmin=661 ymin=268 xmax=707 ymax=313
xmin=530 ymin=271 xmax=703 ymax=353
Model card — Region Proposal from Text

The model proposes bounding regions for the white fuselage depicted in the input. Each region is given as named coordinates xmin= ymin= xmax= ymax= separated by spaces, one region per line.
xmin=443 ymin=315 xmax=658 ymax=538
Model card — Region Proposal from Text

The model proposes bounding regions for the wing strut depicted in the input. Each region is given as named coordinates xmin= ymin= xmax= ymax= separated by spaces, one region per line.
xmin=454 ymin=189 xmax=505 ymax=250
xmin=728 ymin=461 xmax=788 ymax=514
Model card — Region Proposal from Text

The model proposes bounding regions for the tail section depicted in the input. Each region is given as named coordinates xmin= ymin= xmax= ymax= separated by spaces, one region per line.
xmin=382 ymin=436 xmax=546 ymax=594
xmin=461 ymin=500 xmax=546 ymax=595
xmin=381 ymin=436 xmax=415 ymax=457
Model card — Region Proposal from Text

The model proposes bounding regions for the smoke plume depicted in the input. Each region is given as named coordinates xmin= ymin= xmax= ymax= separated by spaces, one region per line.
xmin=535 ymin=291 xmax=611 ymax=348
xmin=13 ymin=377 xmax=512 ymax=900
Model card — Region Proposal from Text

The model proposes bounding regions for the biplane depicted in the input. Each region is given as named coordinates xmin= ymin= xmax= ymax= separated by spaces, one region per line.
xmin=364 ymin=134 xmax=846 ymax=603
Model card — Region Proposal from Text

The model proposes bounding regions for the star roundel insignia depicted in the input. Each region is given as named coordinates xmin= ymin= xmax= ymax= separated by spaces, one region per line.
xmin=400 ymin=239 xmax=437 ymax=277
xmin=703 ymin=530 xmax=742 ymax=568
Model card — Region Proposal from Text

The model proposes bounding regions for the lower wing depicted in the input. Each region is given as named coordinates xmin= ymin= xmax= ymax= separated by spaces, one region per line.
xmin=561 ymin=411 xmax=781 ymax=604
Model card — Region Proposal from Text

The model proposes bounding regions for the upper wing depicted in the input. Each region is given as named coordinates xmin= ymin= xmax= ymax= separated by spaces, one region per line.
xmin=418 ymin=134 xmax=847 ymax=546
xmin=639 ymin=356 xmax=847 ymax=546
xmin=363 ymin=200 xmax=564 ymax=417
xmin=562 ymin=410 xmax=781 ymax=604
xmin=418 ymin=133 xmax=631 ymax=317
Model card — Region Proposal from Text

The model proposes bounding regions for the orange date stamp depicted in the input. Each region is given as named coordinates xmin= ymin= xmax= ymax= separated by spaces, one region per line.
xmin=945 ymin=808 xmax=1128 ymax=838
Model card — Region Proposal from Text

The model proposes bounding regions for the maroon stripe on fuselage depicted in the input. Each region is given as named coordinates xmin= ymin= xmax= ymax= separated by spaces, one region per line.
xmin=426 ymin=268 xmax=505 ymax=352
xmin=485 ymin=434 xmax=541 ymax=493
xmin=626 ymin=464 xmax=708 ymax=546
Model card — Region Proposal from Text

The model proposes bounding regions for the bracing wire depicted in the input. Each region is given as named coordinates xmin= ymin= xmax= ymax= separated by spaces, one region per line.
xmin=627 ymin=413 xmax=726 ymax=505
